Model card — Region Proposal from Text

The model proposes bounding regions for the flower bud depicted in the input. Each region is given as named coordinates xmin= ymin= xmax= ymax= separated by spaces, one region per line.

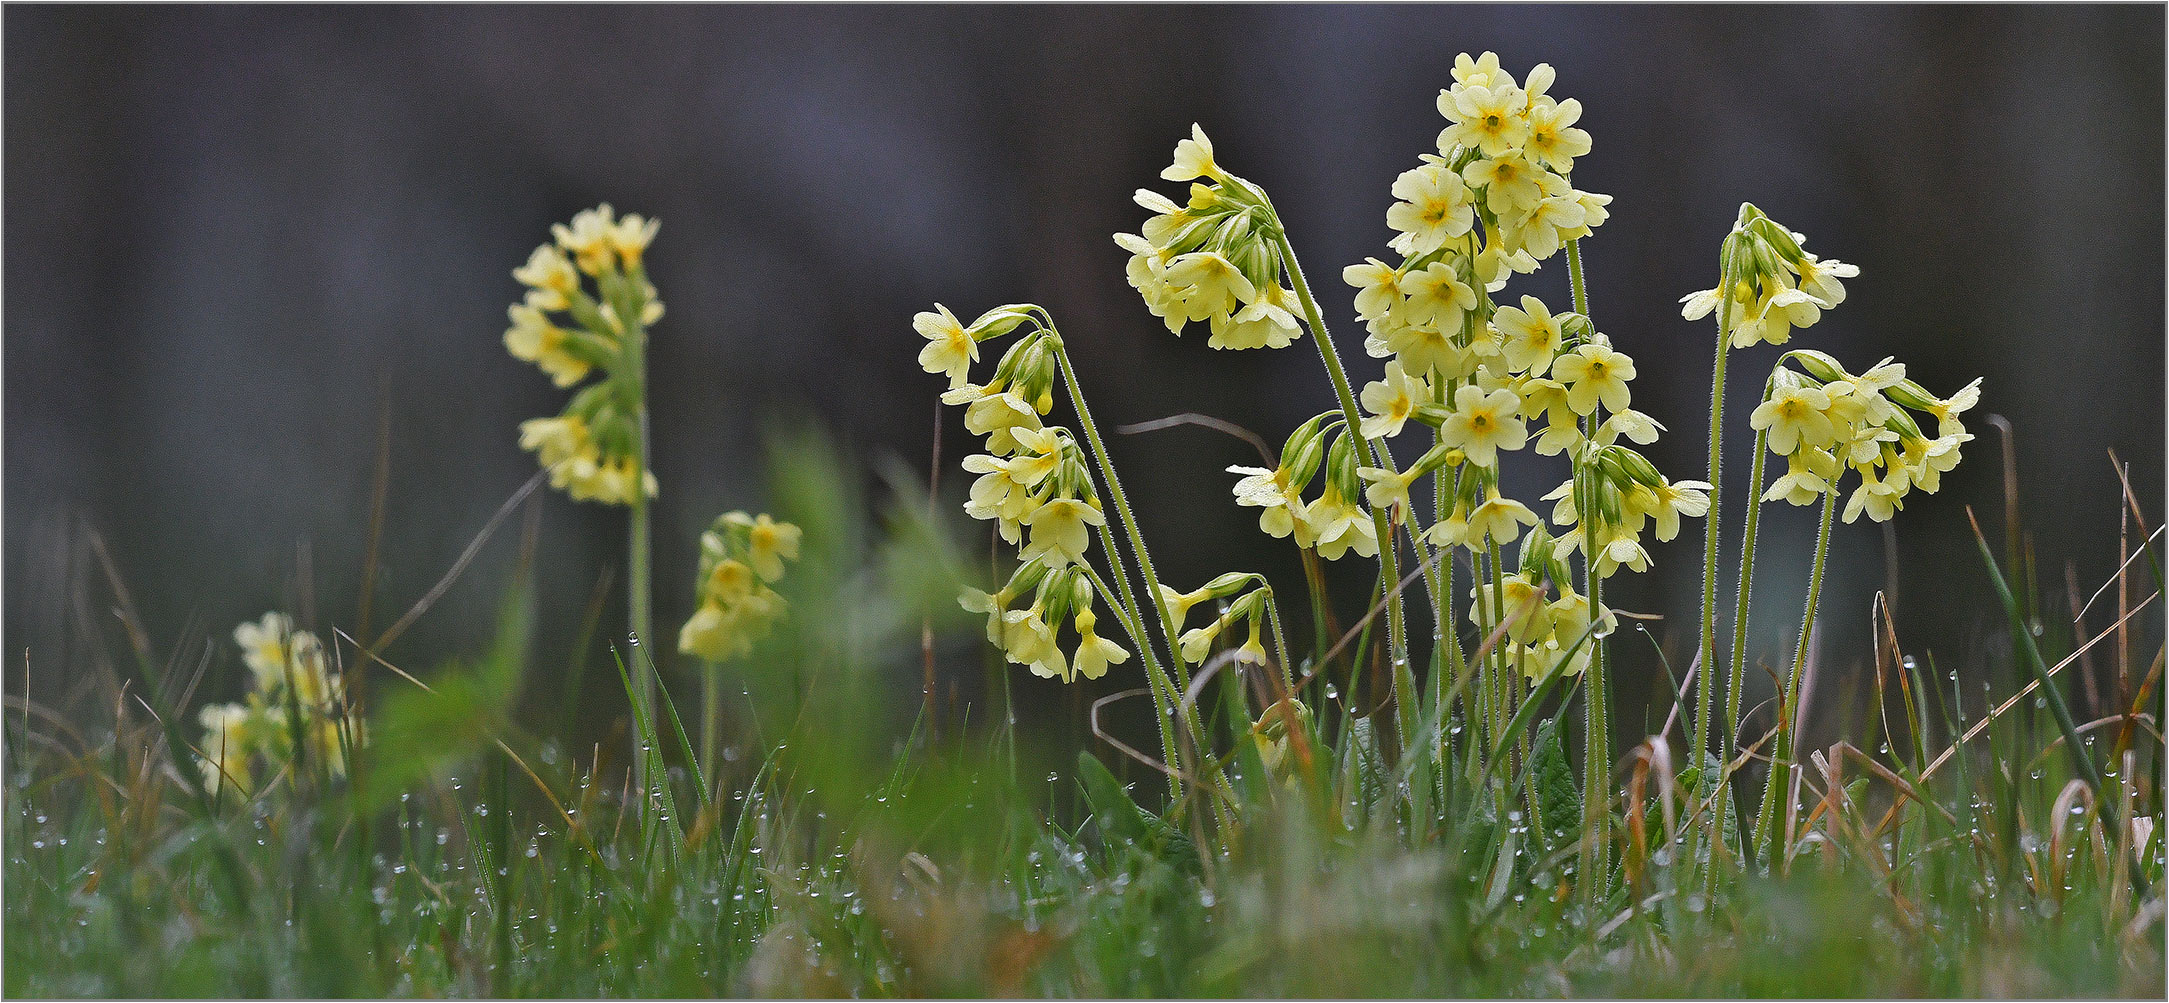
xmin=968 ymin=304 xmax=1035 ymax=340
xmin=1788 ymin=349 xmax=1849 ymax=384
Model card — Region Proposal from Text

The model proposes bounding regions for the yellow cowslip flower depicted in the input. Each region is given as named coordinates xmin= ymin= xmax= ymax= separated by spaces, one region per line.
xmin=566 ymin=454 xmax=656 ymax=506
xmin=1500 ymin=192 xmax=1586 ymax=260
xmin=1790 ymin=254 xmax=1858 ymax=307
xmin=744 ymin=514 xmax=802 ymax=583
xmin=1593 ymin=408 xmax=1663 ymax=447
xmin=1385 ymin=164 xmax=1475 ymax=256
xmin=1157 ymin=583 xmax=1212 ymax=633
xmin=1001 ymin=602 xmax=1068 ymax=680
xmin=1843 ymin=465 xmax=1907 ymax=524
xmin=1460 ymin=153 xmax=1554 ymax=215
xmin=1303 ymin=489 xmax=1378 ymax=561
xmin=1730 ymin=286 xmax=1826 ymax=348
xmin=1546 ymin=587 xmax=1614 ymax=642
xmin=914 ymin=303 xmax=978 ymax=388
xmin=1750 ymin=384 xmax=1836 ymax=455
xmin=1645 ymin=478 xmax=1712 ymax=542
xmin=1902 ymin=432 xmax=1969 ymax=494
xmin=1178 ymin=612 xmax=1232 ymax=664
xmin=1450 ymin=51 xmax=1509 ymax=90
xmin=1465 ymin=487 xmax=1540 ymax=549
xmin=1438 ymin=83 xmax=1530 ymax=158
xmin=1397 ymin=261 xmax=1478 ymax=332
xmin=1343 ymin=257 xmax=1404 ymax=322
xmin=1357 ymin=465 xmax=1419 ymax=519
xmin=1552 ymin=342 xmax=1635 ymax=416
xmin=1926 ymin=378 xmax=1983 ymax=437
xmin=1359 ymin=361 xmax=1428 ymax=439
xmin=1161 ymin=123 xmax=1220 ymax=183
xmin=1439 ymin=384 xmax=1527 ymax=467
xmin=1594 ymin=526 xmax=1652 ymax=577
xmin=234 ymin=612 xmax=297 ymax=690
xmin=553 ymin=205 xmax=622 ymax=276
xmin=1071 ymin=604 xmax=1129 ymax=681
xmin=504 ymin=304 xmax=594 ymax=388
xmin=1520 ymin=635 xmax=1591 ymax=683
xmin=1382 ymin=322 xmax=1480 ymax=380
xmin=513 ymin=244 xmax=580 ymax=311
xmin=1021 ymin=496 xmax=1105 ymax=569
xmin=1492 ymin=295 xmax=1563 ymax=376
xmin=1164 ymin=250 xmax=1257 ymax=323
xmin=1423 ymin=503 xmax=1471 ymax=550
xmin=1555 ymin=189 xmax=1613 ymax=243
xmin=1522 ymin=97 xmax=1591 ymax=172
xmin=960 ymin=391 xmax=1044 ymax=455
xmin=607 ymin=212 xmax=661 ymax=269
xmin=1209 ymin=288 xmax=1304 ymax=350
xmin=1472 ymin=238 xmax=1540 ymax=293
xmin=1227 ymin=465 xmax=1301 ymax=539
xmin=678 ymin=600 xmax=747 ymax=661
xmin=1469 ymin=572 xmax=1552 ymax=645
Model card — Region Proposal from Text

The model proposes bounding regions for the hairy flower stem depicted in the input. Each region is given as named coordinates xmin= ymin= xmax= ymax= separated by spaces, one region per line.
xmin=1266 ymin=224 xmax=1425 ymax=744
xmin=1693 ymin=243 xmax=1742 ymax=809
xmin=1056 ymin=340 xmax=1234 ymax=815
xmin=1714 ymin=389 xmax=1776 ymax=881
xmin=1753 ymin=487 xmax=1834 ymax=862
xmin=1566 ymin=238 xmax=1612 ymax=902
xmin=618 ymin=269 xmax=657 ymax=795
xmin=1082 ymin=556 xmax=1186 ymax=805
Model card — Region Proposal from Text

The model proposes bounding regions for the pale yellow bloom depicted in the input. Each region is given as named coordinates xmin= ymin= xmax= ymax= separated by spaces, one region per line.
xmin=745 ymin=514 xmax=802 ymax=582
xmin=1022 ymin=497 xmax=1105 ymax=568
xmin=1439 ymin=83 xmax=1530 ymax=157
xmin=1303 ymin=490 xmax=1378 ymax=560
xmin=1397 ymin=261 xmax=1478 ymax=333
xmin=1343 ymin=257 xmax=1403 ymax=322
xmin=1439 ymin=384 xmax=1527 ymax=467
xmin=1162 ymin=123 xmax=1219 ymax=182
xmin=1385 ymin=164 xmax=1476 ymax=256
xmin=1460 ymin=153 xmax=1552 ymax=214
xmin=1492 ymin=295 xmax=1563 ymax=376
xmin=1072 ymin=605 xmax=1129 ymax=681
xmin=513 ymin=244 xmax=580 ymax=311
xmin=1360 ymin=361 xmax=1428 ymax=439
xmin=1750 ymin=384 xmax=1837 ymax=455
xmin=1552 ymin=342 xmax=1635 ymax=415
xmin=1522 ymin=97 xmax=1591 ymax=172
xmin=1465 ymin=488 xmax=1540 ymax=549
xmin=914 ymin=303 xmax=979 ymax=388
xmin=504 ymin=304 xmax=593 ymax=388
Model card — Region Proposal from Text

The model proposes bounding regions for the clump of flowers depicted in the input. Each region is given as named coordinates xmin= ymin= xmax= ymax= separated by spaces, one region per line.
xmin=678 ymin=511 xmax=802 ymax=661
xmin=506 ymin=204 xmax=663 ymax=505
xmin=197 ymin=613 xmax=362 ymax=797
xmin=1753 ymin=350 xmax=1979 ymax=523
xmin=1115 ymin=127 xmax=1308 ymax=350
xmin=924 ymin=305 xmax=1140 ymax=682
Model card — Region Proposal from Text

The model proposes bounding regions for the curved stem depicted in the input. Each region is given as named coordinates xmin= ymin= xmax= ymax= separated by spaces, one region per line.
xmin=1753 ymin=487 xmax=1835 ymax=863
xmin=1081 ymin=555 xmax=1185 ymax=804
xmin=1266 ymin=225 xmax=1418 ymax=732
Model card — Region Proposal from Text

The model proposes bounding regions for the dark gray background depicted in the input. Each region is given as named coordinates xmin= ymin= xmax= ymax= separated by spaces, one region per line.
xmin=9 ymin=6 xmax=2162 ymax=743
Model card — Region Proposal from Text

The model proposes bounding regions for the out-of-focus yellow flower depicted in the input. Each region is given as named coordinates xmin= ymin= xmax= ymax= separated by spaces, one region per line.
xmin=504 ymin=304 xmax=595 ymax=388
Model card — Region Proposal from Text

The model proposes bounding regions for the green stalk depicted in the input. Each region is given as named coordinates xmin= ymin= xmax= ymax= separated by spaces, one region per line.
xmin=1754 ymin=487 xmax=1834 ymax=863
xmin=619 ymin=267 xmax=657 ymax=794
xmin=1715 ymin=389 xmax=1776 ymax=879
xmin=1265 ymin=225 xmax=1421 ymax=739
xmin=1081 ymin=556 xmax=1185 ymax=805
xmin=700 ymin=661 xmax=723 ymax=782
xmin=1054 ymin=338 xmax=1234 ymax=815
xmin=1693 ymin=242 xmax=1741 ymax=814
xmin=1566 ymin=238 xmax=1612 ymax=903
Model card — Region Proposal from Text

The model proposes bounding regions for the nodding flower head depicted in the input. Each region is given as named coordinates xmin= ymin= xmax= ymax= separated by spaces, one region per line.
xmin=506 ymin=206 xmax=665 ymax=506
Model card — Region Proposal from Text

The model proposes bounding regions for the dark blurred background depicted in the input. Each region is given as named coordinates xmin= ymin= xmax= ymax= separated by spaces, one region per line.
xmin=8 ymin=6 xmax=2163 ymax=751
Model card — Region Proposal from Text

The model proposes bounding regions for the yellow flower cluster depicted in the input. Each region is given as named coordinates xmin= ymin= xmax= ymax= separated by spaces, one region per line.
xmin=1325 ymin=54 xmax=1698 ymax=582
xmin=1115 ymin=126 xmax=1309 ymax=350
xmin=1679 ymin=203 xmax=1857 ymax=349
xmin=962 ymin=560 xmax=1130 ymax=683
xmin=1752 ymin=351 xmax=1980 ymax=523
xmin=678 ymin=512 xmax=802 ymax=661
xmin=924 ymin=304 xmax=1133 ymax=683
xmin=1227 ymin=414 xmax=1379 ymax=561
xmin=507 ymin=205 xmax=663 ymax=506
xmin=1462 ymin=528 xmax=1616 ymax=681
xmin=197 ymin=613 xmax=362 ymax=796
xmin=1161 ymin=572 xmax=1275 ymax=666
